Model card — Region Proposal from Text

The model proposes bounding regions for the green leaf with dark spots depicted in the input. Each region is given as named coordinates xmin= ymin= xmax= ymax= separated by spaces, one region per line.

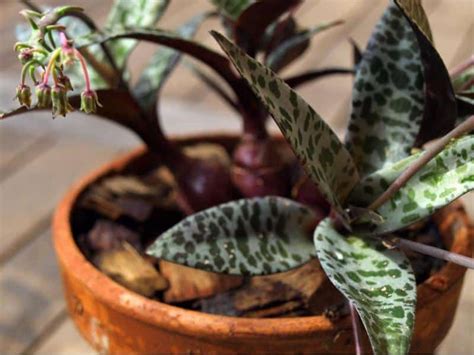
xmin=346 ymin=2 xmax=425 ymax=176
xmin=147 ymin=197 xmax=318 ymax=275
xmin=212 ymin=31 xmax=359 ymax=217
xmin=394 ymin=0 xmax=433 ymax=41
xmin=104 ymin=0 xmax=169 ymax=69
xmin=133 ymin=13 xmax=210 ymax=111
xmin=394 ymin=0 xmax=457 ymax=147
xmin=352 ymin=135 xmax=474 ymax=235
xmin=210 ymin=0 xmax=254 ymax=20
xmin=314 ymin=218 xmax=416 ymax=355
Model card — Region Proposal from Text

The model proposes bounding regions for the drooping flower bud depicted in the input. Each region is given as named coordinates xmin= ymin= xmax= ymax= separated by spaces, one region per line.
xmin=18 ymin=49 xmax=33 ymax=64
xmin=60 ymin=44 xmax=76 ymax=66
xmin=51 ymin=84 xmax=73 ymax=117
xmin=80 ymin=89 xmax=102 ymax=114
xmin=35 ymin=83 xmax=52 ymax=108
xmin=15 ymin=84 xmax=32 ymax=108
xmin=58 ymin=74 xmax=73 ymax=92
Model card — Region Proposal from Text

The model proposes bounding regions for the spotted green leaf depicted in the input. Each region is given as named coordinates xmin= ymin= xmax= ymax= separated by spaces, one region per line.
xmin=210 ymin=0 xmax=254 ymax=20
xmin=349 ymin=152 xmax=421 ymax=208
xmin=133 ymin=13 xmax=209 ymax=111
xmin=394 ymin=0 xmax=456 ymax=147
xmin=394 ymin=0 xmax=433 ymax=41
xmin=146 ymin=197 xmax=317 ymax=276
xmin=354 ymin=135 xmax=474 ymax=235
xmin=345 ymin=2 xmax=425 ymax=176
xmin=266 ymin=21 xmax=342 ymax=72
xmin=314 ymin=218 xmax=416 ymax=355
xmin=104 ymin=0 xmax=169 ymax=68
xmin=212 ymin=31 xmax=359 ymax=216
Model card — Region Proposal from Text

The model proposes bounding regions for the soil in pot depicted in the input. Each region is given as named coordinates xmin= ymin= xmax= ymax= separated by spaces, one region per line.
xmin=70 ymin=138 xmax=447 ymax=319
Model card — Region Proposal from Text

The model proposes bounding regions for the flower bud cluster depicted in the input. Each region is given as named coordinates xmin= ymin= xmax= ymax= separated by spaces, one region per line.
xmin=13 ymin=6 xmax=101 ymax=117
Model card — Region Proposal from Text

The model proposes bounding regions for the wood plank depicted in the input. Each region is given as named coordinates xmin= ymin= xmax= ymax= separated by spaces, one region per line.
xmin=32 ymin=318 xmax=93 ymax=355
xmin=0 ymin=230 xmax=64 ymax=354
xmin=0 ymin=130 xmax=137 ymax=262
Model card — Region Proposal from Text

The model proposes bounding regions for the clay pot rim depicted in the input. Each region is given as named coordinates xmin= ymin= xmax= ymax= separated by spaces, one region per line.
xmin=52 ymin=133 xmax=472 ymax=339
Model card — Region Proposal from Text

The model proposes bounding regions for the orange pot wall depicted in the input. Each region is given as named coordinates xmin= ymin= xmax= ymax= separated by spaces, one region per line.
xmin=53 ymin=135 xmax=473 ymax=354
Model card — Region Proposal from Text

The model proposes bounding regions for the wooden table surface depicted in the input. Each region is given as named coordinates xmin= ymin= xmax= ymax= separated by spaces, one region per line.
xmin=0 ymin=0 xmax=472 ymax=353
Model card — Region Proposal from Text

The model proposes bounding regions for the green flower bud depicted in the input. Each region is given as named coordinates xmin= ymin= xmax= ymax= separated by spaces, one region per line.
xmin=58 ymin=74 xmax=73 ymax=92
xmin=35 ymin=83 xmax=52 ymax=108
xmin=18 ymin=49 xmax=33 ymax=64
xmin=80 ymin=90 xmax=102 ymax=114
xmin=51 ymin=84 xmax=73 ymax=117
xmin=15 ymin=84 xmax=32 ymax=108
xmin=60 ymin=46 xmax=76 ymax=67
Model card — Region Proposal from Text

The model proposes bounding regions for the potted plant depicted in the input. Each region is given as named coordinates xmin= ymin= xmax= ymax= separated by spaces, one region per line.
xmin=2 ymin=0 xmax=473 ymax=354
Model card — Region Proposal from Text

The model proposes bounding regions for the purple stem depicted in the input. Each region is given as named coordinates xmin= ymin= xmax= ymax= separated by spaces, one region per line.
xmin=349 ymin=301 xmax=363 ymax=355
xmin=391 ymin=237 xmax=474 ymax=269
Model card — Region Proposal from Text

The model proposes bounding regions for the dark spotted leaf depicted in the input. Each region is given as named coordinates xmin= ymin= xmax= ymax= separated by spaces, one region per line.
xmin=146 ymin=197 xmax=318 ymax=276
xmin=266 ymin=20 xmax=343 ymax=72
xmin=394 ymin=0 xmax=433 ymax=41
xmin=212 ymin=31 xmax=359 ymax=217
xmin=394 ymin=0 xmax=457 ymax=147
xmin=351 ymin=135 xmax=474 ymax=235
xmin=103 ymin=0 xmax=169 ymax=68
xmin=314 ymin=218 xmax=416 ymax=355
xmin=133 ymin=13 xmax=209 ymax=112
xmin=210 ymin=0 xmax=254 ymax=20
xmin=345 ymin=2 xmax=425 ymax=176
xmin=234 ymin=0 xmax=301 ymax=56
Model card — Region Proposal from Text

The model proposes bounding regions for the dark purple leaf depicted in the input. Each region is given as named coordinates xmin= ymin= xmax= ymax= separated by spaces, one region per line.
xmin=234 ymin=0 xmax=301 ymax=56
xmin=1 ymin=90 xmax=151 ymax=144
xmin=265 ymin=20 xmax=343 ymax=72
xmin=285 ymin=67 xmax=354 ymax=88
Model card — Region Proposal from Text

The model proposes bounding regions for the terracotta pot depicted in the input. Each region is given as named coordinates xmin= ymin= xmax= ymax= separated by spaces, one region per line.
xmin=53 ymin=134 xmax=473 ymax=354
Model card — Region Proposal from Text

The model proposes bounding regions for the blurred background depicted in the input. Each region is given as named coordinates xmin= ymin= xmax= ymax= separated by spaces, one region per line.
xmin=0 ymin=0 xmax=472 ymax=353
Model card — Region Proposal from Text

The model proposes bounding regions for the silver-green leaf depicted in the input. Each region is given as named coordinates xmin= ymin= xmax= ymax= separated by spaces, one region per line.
xmin=212 ymin=31 xmax=359 ymax=216
xmin=104 ymin=0 xmax=169 ymax=68
xmin=353 ymin=135 xmax=474 ymax=235
xmin=345 ymin=2 xmax=424 ymax=176
xmin=133 ymin=13 xmax=209 ymax=111
xmin=146 ymin=197 xmax=317 ymax=276
xmin=314 ymin=218 xmax=416 ymax=355
xmin=210 ymin=0 xmax=254 ymax=20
